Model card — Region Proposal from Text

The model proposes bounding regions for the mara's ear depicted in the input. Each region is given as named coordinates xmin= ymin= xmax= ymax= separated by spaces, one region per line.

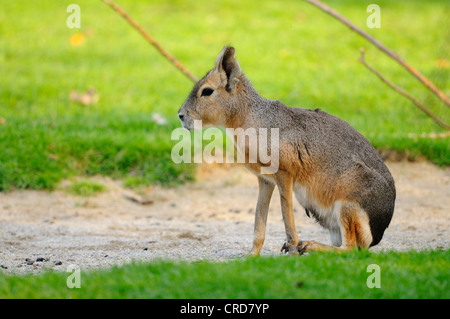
xmin=214 ymin=46 xmax=242 ymax=92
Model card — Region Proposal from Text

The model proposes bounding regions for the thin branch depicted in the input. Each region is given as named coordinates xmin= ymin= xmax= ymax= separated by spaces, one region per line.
xmin=102 ymin=0 xmax=198 ymax=83
xmin=359 ymin=49 xmax=449 ymax=130
xmin=304 ymin=0 xmax=450 ymax=107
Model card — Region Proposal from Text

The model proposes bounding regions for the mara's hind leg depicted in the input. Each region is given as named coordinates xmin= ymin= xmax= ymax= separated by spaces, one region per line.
xmin=339 ymin=203 xmax=372 ymax=249
xmin=296 ymin=203 xmax=372 ymax=254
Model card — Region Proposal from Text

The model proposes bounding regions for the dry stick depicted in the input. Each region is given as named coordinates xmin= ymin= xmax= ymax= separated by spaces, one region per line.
xmin=304 ymin=0 xmax=450 ymax=107
xmin=359 ymin=49 xmax=450 ymax=130
xmin=102 ymin=0 xmax=198 ymax=83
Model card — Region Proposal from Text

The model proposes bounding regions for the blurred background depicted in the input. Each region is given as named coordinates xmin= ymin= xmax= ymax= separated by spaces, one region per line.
xmin=0 ymin=0 xmax=449 ymax=191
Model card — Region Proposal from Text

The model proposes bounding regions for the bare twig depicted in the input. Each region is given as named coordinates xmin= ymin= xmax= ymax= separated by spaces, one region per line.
xmin=359 ymin=49 xmax=450 ymax=130
xmin=123 ymin=191 xmax=154 ymax=205
xmin=102 ymin=0 xmax=198 ymax=82
xmin=304 ymin=0 xmax=450 ymax=107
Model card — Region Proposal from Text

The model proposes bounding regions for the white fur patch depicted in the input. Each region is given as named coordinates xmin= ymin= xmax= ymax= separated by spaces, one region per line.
xmin=293 ymin=183 xmax=342 ymax=230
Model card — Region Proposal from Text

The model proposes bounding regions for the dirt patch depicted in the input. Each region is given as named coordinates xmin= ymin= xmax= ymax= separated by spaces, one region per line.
xmin=0 ymin=161 xmax=448 ymax=274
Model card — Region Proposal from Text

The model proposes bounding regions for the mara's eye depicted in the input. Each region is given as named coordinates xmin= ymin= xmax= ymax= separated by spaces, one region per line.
xmin=201 ymin=88 xmax=214 ymax=97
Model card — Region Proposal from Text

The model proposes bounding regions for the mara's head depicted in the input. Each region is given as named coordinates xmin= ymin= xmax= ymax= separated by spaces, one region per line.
xmin=178 ymin=46 xmax=244 ymax=130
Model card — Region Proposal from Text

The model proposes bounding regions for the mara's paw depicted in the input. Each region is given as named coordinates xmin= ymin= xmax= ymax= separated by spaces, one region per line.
xmin=248 ymin=249 xmax=260 ymax=257
xmin=297 ymin=241 xmax=312 ymax=255
xmin=281 ymin=242 xmax=299 ymax=256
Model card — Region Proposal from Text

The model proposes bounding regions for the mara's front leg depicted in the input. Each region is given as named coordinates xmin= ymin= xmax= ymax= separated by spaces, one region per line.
xmin=276 ymin=171 xmax=299 ymax=255
xmin=250 ymin=176 xmax=275 ymax=256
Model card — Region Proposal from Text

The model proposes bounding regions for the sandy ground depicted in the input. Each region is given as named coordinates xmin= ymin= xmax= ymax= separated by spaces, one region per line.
xmin=0 ymin=161 xmax=449 ymax=274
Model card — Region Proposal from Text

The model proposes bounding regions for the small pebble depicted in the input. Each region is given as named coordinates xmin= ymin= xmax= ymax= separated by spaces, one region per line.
xmin=26 ymin=260 xmax=34 ymax=265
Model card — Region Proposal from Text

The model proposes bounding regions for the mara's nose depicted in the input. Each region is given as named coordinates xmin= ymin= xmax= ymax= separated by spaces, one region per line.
xmin=178 ymin=113 xmax=184 ymax=121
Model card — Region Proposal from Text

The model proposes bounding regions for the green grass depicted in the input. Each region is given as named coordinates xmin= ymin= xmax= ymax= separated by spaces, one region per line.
xmin=67 ymin=180 xmax=106 ymax=196
xmin=0 ymin=0 xmax=449 ymax=191
xmin=1 ymin=250 xmax=448 ymax=298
